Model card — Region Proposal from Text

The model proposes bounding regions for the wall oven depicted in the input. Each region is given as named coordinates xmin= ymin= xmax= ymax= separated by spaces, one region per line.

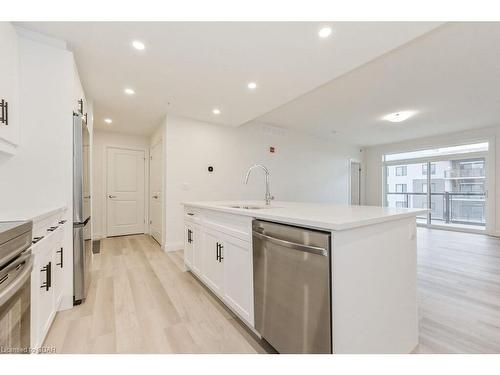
xmin=0 ymin=221 xmax=33 ymax=354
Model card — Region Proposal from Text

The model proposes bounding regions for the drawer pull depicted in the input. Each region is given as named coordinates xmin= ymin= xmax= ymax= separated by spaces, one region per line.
xmin=56 ymin=247 xmax=63 ymax=268
xmin=32 ymin=236 xmax=44 ymax=244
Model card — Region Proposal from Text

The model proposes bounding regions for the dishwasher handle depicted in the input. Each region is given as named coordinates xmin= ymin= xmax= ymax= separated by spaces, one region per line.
xmin=252 ymin=231 xmax=328 ymax=256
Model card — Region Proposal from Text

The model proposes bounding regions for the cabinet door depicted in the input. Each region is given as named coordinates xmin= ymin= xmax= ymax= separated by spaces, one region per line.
xmin=0 ymin=22 xmax=19 ymax=152
xmin=192 ymin=224 xmax=202 ymax=274
xmin=201 ymin=230 xmax=224 ymax=296
xmin=33 ymin=244 xmax=55 ymax=346
xmin=222 ymin=234 xmax=254 ymax=325
xmin=53 ymin=227 xmax=65 ymax=309
xmin=184 ymin=223 xmax=194 ymax=268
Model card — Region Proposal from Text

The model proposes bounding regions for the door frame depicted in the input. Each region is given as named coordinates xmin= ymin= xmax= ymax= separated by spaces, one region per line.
xmin=148 ymin=137 xmax=164 ymax=248
xmin=348 ymin=158 xmax=363 ymax=205
xmin=103 ymin=145 xmax=149 ymax=238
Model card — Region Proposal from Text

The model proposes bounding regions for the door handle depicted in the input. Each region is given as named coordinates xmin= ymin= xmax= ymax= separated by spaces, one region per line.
xmin=152 ymin=195 xmax=159 ymax=199
xmin=108 ymin=195 xmax=116 ymax=199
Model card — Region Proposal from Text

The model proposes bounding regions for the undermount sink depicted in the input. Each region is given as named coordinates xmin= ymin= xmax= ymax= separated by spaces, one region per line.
xmin=225 ymin=204 xmax=273 ymax=210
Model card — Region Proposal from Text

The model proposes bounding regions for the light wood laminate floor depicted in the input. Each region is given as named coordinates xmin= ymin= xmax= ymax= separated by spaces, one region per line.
xmin=43 ymin=229 xmax=500 ymax=354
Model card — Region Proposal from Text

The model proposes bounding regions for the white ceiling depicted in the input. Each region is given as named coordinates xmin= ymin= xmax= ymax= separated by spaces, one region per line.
xmin=257 ymin=22 xmax=500 ymax=146
xmin=16 ymin=22 xmax=441 ymax=136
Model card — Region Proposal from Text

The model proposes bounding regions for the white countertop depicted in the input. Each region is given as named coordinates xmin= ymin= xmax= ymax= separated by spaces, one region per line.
xmin=183 ymin=201 xmax=428 ymax=231
xmin=0 ymin=206 xmax=67 ymax=223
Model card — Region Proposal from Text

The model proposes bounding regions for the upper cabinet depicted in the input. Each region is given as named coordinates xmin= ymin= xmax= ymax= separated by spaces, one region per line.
xmin=0 ymin=22 xmax=19 ymax=154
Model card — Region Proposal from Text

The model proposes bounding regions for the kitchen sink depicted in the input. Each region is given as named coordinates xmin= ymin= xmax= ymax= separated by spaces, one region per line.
xmin=225 ymin=204 xmax=273 ymax=210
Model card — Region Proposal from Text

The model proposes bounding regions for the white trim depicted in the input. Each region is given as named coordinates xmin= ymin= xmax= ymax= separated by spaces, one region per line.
xmin=148 ymin=137 xmax=164 ymax=247
xmin=383 ymin=151 xmax=488 ymax=166
xmin=103 ymin=144 xmax=149 ymax=238
xmin=165 ymin=241 xmax=183 ymax=252
xmin=348 ymin=158 xmax=363 ymax=205
xmin=15 ymin=26 xmax=68 ymax=50
xmin=417 ymin=222 xmax=487 ymax=235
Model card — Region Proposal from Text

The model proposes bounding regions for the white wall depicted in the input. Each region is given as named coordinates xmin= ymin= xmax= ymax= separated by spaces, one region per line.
xmin=163 ymin=114 xmax=363 ymax=250
xmin=92 ymin=130 xmax=149 ymax=239
xmin=0 ymin=31 xmax=79 ymax=309
xmin=364 ymin=126 xmax=499 ymax=235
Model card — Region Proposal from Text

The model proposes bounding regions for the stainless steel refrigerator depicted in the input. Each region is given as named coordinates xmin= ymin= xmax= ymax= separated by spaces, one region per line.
xmin=73 ymin=112 xmax=91 ymax=305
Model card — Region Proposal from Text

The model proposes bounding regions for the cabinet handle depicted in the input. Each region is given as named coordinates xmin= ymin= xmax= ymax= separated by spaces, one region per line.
xmin=187 ymin=229 xmax=192 ymax=243
xmin=216 ymin=242 xmax=220 ymax=261
xmin=48 ymin=262 xmax=52 ymax=289
xmin=0 ymin=99 xmax=7 ymax=125
xmin=32 ymin=236 xmax=44 ymax=244
xmin=219 ymin=244 xmax=224 ymax=262
xmin=40 ymin=262 xmax=51 ymax=291
xmin=57 ymin=247 xmax=63 ymax=268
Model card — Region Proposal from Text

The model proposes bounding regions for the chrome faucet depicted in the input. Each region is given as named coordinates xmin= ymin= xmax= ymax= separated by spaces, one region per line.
xmin=244 ymin=164 xmax=274 ymax=205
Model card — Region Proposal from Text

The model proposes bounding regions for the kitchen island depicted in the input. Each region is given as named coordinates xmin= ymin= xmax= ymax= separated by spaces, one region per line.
xmin=182 ymin=200 xmax=427 ymax=354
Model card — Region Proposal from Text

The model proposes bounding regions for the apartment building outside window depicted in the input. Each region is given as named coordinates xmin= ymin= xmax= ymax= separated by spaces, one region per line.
xmin=383 ymin=142 xmax=489 ymax=232
xmin=422 ymin=163 xmax=436 ymax=175
xmin=395 ymin=166 xmax=407 ymax=176
xmin=396 ymin=183 xmax=407 ymax=193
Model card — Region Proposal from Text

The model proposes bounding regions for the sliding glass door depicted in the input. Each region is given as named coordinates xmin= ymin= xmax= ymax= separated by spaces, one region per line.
xmin=383 ymin=142 xmax=489 ymax=232
xmin=429 ymin=158 xmax=486 ymax=228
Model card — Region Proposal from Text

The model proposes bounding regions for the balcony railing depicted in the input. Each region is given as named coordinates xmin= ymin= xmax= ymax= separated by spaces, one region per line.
xmin=444 ymin=169 xmax=485 ymax=178
xmin=386 ymin=191 xmax=486 ymax=226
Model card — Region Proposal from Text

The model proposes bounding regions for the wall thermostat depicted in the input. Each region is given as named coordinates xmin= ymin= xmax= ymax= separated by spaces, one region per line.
xmin=208 ymin=166 xmax=214 ymax=172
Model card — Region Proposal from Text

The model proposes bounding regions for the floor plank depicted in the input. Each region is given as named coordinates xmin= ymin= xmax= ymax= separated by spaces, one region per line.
xmin=43 ymin=234 xmax=264 ymax=354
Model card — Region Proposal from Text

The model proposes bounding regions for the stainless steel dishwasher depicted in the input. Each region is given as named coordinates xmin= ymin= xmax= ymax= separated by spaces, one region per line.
xmin=252 ymin=220 xmax=332 ymax=354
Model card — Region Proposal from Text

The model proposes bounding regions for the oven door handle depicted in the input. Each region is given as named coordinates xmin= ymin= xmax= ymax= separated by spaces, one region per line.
xmin=0 ymin=255 xmax=33 ymax=306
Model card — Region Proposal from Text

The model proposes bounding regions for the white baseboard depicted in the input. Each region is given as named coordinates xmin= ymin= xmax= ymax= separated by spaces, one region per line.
xmin=492 ymin=231 xmax=500 ymax=238
xmin=92 ymin=233 xmax=105 ymax=240
xmin=165 ymin=241 xmax=183 ymax=252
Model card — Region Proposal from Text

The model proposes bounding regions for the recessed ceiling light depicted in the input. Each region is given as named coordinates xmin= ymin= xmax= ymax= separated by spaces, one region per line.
xmin=382 ymin=111 xmax=416 ymax=123
xmin=124 ymin=88 xmax=135 ymax=95
xmin=104 ymin=118 xmax=113 ymax=124
xmin=318 ymin=26 xmax=333 ymax=38
xmin=212 ymin=108 xmax=221 ymax=115
xmin=247 ymin=82 xmax=257 ymax=90
xmin=132 ymin=40 xmax=145 ymax=50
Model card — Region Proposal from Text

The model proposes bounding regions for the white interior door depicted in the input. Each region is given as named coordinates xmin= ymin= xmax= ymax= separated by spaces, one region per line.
xmin=106 ymin=147 xmax=145 ymax=237
xmin=149 ymin=140 xmax=163 ymax=245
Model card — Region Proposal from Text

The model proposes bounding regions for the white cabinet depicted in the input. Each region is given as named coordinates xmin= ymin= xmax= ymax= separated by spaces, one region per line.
xmin=184 ymin=209 xmax=254 ymax=327
xmin=31 ymin=239 xmax=55 ymax=347
xmin=30 ymin=218 xmax=67 ymax=348
xmin=0 ymin=22 xmax=19 ymax=154
xmin=52 ymin=226 xmax=66 ymax=309
xmin=184 ymin=223 xmax=194 ymax=268
xmin=184 ymin=222 xmax=202 ymax=274
xmin=222 ymin=234 xmax=254 ymax=324
xmin=201 ymin=229 xmax=224 ymax=296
